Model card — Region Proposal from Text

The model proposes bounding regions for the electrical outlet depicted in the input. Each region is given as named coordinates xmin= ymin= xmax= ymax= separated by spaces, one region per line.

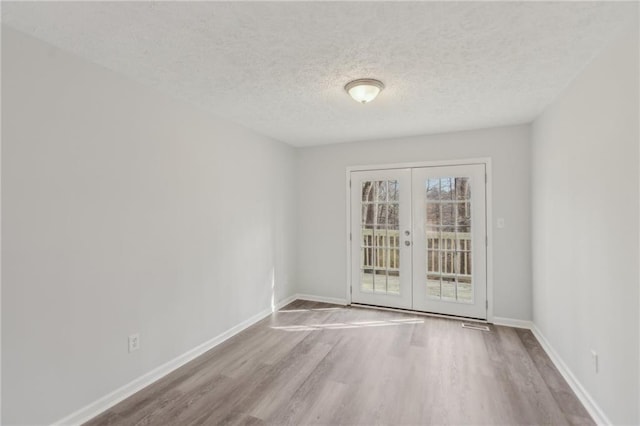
xmin=129 ymin=333 xmax=140 ymax=353
xmin=591 ymin=350 xmax=598 ymax=373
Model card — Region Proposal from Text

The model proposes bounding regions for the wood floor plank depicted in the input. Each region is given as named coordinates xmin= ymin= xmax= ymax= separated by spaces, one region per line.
xmin=515 ymin=328 xmax=595 ymax=426
xmin=86 ymin=301 xmax=593 ymax=426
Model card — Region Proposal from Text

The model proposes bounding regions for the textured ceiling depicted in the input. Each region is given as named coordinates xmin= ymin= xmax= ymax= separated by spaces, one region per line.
xmin=2 ymin=2 xmax=636 ymax=146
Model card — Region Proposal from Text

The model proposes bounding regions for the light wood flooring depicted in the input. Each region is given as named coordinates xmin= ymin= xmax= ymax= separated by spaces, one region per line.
xmin=86 ymin=300 xmax=594 ymax=425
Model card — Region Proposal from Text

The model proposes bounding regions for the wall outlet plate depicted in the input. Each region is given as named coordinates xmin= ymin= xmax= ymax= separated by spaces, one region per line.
xmin=129 ymin=333 xmax=140 ymax=353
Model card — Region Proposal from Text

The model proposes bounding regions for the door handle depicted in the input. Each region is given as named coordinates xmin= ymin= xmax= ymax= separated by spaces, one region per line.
xmin=404 ymin=240 xmax=411 ymax=246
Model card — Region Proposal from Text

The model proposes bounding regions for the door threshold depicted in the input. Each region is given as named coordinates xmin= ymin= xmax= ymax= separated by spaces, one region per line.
xmin=349 ymin=303 xmax=488 ymax=324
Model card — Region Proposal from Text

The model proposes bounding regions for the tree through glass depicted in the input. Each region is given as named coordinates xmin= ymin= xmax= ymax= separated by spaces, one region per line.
xmin=360 ymin=180 xmax=400 ymax=295
xmin=425 ymin=177 xmax=473 ymax=303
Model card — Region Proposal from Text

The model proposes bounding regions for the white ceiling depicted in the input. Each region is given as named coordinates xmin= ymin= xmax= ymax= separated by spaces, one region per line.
xmin=2 ymin=2 xmax=636 ymax=147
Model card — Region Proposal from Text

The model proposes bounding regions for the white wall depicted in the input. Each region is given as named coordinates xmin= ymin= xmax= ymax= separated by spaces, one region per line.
xmin=1 ymin=27 xmax=296 ymax=425
xmin=531 ymin=23 xmax=639 ymax=425
xmin=296 ymin=125 xmax=532 ymax=320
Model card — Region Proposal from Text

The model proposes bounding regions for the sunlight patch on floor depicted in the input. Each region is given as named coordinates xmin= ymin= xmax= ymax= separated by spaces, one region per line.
xmin=271 ymin=317 xmax=423 ymax=332
xmin=278 ymin=307 xmax=345 ymax=313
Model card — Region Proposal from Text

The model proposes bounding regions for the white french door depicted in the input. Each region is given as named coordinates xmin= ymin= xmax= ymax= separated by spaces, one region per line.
xmin=350 ymin=169 xmax=413 ymax=309
xmin=411 ymin=165 xmax=487 ymax=318
xmin=350 ymin=164 xmax=487 ymax=319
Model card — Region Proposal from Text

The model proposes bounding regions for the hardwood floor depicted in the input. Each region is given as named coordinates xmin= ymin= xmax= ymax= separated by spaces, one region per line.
xmin=86 ymin=300 xmax=594 ymax=425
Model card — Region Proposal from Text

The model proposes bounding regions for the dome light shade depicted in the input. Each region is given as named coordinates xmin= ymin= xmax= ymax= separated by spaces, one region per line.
xmin=345 ymin=78 xmax=385 ymax=104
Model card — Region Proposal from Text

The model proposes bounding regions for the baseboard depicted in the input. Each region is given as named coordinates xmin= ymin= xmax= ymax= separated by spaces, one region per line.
xmin=492 ymin=316 xmax=533 ymax=329
xmin=294 ymin=293 xmax=348 ymax=306
xmin=275 ymin=294 xmax=298 ymax=310
xmin=51 ymin=294 xmax=297 ymax=426
xmin=530 ymin=325 xmax=611 ymax=425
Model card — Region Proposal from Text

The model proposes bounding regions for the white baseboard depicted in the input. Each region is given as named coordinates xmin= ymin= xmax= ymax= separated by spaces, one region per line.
xmin=530 ymin=325 xmax=611 ymax=426
xmin=294 ymin=293 xmax=348 ymax=306
xmin=492 ymin=316 xmax=533 ymax=329
xmin=51 ymin=294 xmax=297 ymax=426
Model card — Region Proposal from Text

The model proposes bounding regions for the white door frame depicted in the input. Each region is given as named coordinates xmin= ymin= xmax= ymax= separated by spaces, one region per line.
xmin=345 ymin=158 xmax=494 ymax=322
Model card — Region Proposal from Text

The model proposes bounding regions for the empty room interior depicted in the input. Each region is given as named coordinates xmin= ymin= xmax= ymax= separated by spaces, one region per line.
xmin=2 ymin=2 xmax=639 ymax=425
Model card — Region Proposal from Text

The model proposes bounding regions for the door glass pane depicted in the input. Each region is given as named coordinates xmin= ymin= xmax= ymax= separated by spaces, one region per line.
xmin=388 ymin=204 xmax=399 ymax=229
xmin=456 ymin=202 xmax=471 ymax=226
xmin=440 ymin=178 xmax=454 ymax=200
xmin=457 ymin=264 xmax=472 ymax=303
xmin=361 ymin=270 xmax=374 ymax=292
xmin=374 ymin=270 xmax=388 ymax=293
xmin=441 ymin=203 xmax=455 ymax=231
xmin=362 ymin=203 xmax=374 ymax=226
xmin=362 ymin=181 xmax=375 ymax=202
xmin=455 ymin=177 xmax=470 ymax=200
xmin=443 ymin=251 xmax=456 ymax=275
xmin=375 ymin=181 xmax=388 ymax=202
xmin=426 ymin=179 xmax=440 ymax=200
xmin=425 ymin=176 xmax=473 ymax=303
xmin=375 ymin=204 xmax=388 ymax=226
xmin=388 ymin=270 xmax=400 ymax=295
xmin=442 ymin=277 xmax=456 ymax=301
xmin=427 ymin=274 xmax=441 ymax=298
xmin=360 ymin=180 xmax=401 ymax=295
xmin=426 ymin=203 xmax=440 ymax=227
xmin=389 ymin=181 xmax=399 ymax=202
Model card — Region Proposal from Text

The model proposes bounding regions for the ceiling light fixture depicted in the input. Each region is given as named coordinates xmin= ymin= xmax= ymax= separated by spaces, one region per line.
xmin=345 ymin=78 xmax=385 ymax=104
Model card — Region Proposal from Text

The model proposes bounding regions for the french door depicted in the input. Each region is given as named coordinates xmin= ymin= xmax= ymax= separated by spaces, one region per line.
xmin=350 ymin=164 xmax=487 ymax=319
xmin=350 ymin=169 xmax=413 ymax=309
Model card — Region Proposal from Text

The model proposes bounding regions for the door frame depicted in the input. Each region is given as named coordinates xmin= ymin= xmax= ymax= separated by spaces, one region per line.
xmin=345 ymin=158 xmax=494 ymax=322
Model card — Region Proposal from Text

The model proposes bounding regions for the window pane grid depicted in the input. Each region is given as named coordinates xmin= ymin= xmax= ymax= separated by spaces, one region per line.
xmin=360 ymin=180 xmax=401 ymax=295
xmin=425 ymin=176 xmax=473 ymax=304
